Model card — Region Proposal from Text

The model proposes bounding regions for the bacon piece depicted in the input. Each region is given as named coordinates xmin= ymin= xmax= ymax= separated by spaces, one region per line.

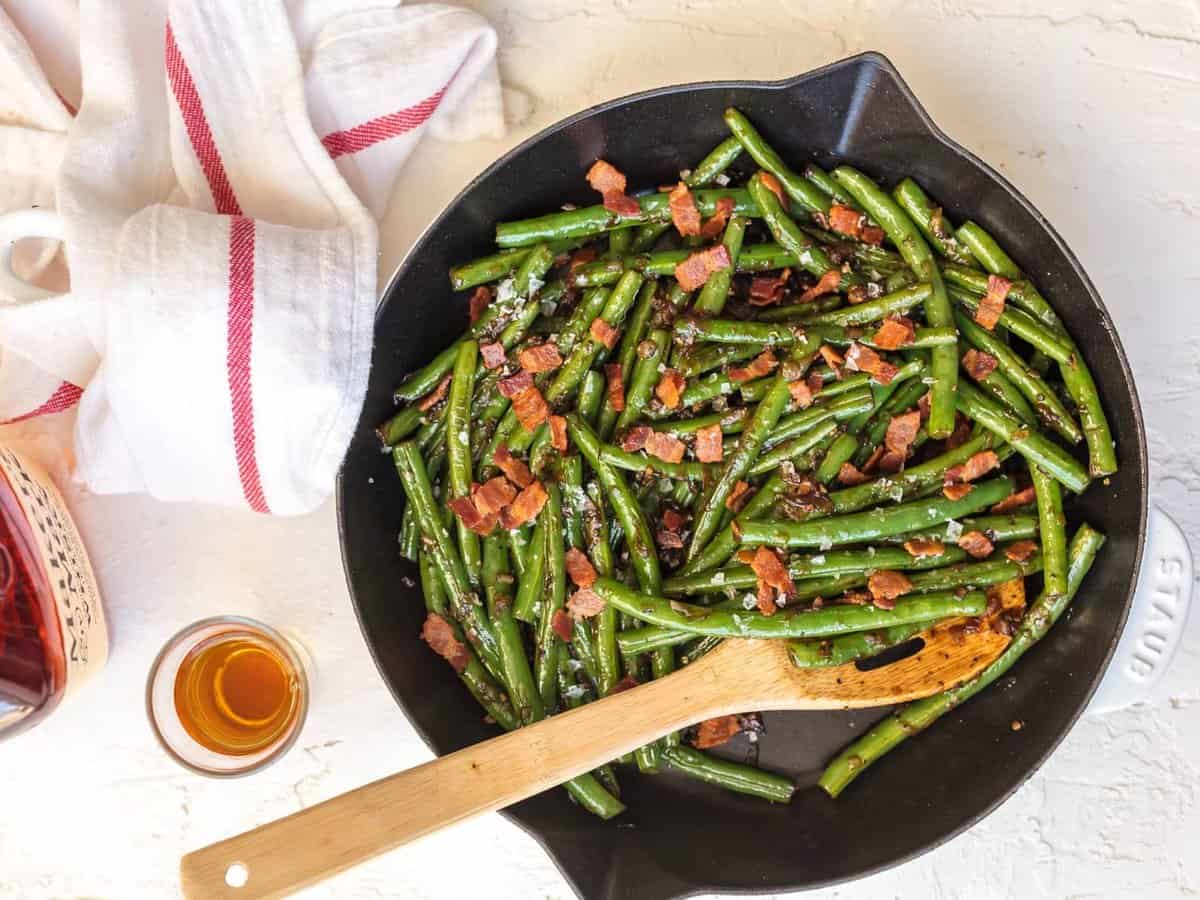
xmin=621 ymin=424 xmax=652 ymax=452
xmin=878 ymin=450 xmax=905 ymax=474
xmin=564 ymin=547 xmax=598 ymax=588
xmin=668 ymin=181 xmax=702 ymax=237
xmin=656 ymin=529 xmax=685 ymax=549
xmin=942 ymin=482 xmax=974 ymax=501
xmin=946 ymin=415 xmax=973 ymax=450
xmin=645 ymin=431 xmax=686 ymax=464
xmin=518 ymin=343 xmax=563 ymax=373
xmin=748 ymin=270 xmax=790 ymax=306
xmin=844 ymin=342 xmax=899 ymax=385
xmin=735 ymin=548 xmax=756 ymax=565
xmin=868 ymin=570 xmax=913 ymax=608
xmin=962 ymin=348 xmax=999 ymax=381
xmin=511 ymin=385 xmax=550 ymax=431
xmin=674 ymin=244 xmax=732 ymax=291
xmin=662 ymin=508 xmax=689 ymax=532
xmin=846 ymin=284 xmax=869 ymax=305
xmin=818 ymin=344 xmax=845 ymax=371
xmin=828 ymin=204 xmax=864 ymax=237
xmin=421 ymin=613 xmax=470 ymax=674
xmin=493 ymin=444 xmax=533 ymax=488
xmin=958 ymin=530 xmax=994 ymax=559
xmin=699 ymin=196 xmax=736 ymax=240
xmin=694 ymin=423 xmax=724 ymax=462
xmin=885 ymin=409 xmax=922 ymax=457
xmin=729 ymin=349 xmax=778 ymax=383
xmin=841 ymin=589 xmax=872 ymax=605
xmin=448 ymin=495 xmax=494 ymax=536
xmin=806 ymin=371 xmax=825 ymax=395
xmin=991 ymin=485 xmax=1037 ymax=514
xmin=860 ymin=224 xmax=886 ymax=245
xmin=586 ymin=159 xmax=627 ymax=195
xmin=693 ymin=715 xmax=742 ymax=750
xmin=567 ymin=587 xmax=606 ymax=619
xmin=751 ymin=546 xmax=794 ymax=602
xmin=725 ymin=480 xmax=753 ymax=512
xmin=960 ymin=450 xmax=1000 ymax=481
xmin=799 ymin=268 xmax=842 ymax=303
xmin=473 ymin=476 xmax=517 ymax=516
xmin=759 ymin=172 xmax=788 ymax=208
xmin=589 ymin=317 xmax=620 ymax=350
xmin=599 ymin=362 xmax=626 ymax=414
xmin=549 ymin=415 xmax=568 ymax=451
xmin=497 ymin=370 xmax=534 ymax=398
xmin=975 ymin=275 xmax=1010 ymax=331
xmin=757 ymin=581 xmax=777 ymax=615
xmin=872 ymin=316 xmax=916 ymax=350
xmin=655 ymin=369 xmax=686 ymax=409
xmin=788 ymin=378 xmax=814 ymax=409
xmin=861 ymin=445 xmax=886 ymax=476
xmin=551 ymin=608 xmax=574 ymax=642
xmin=500 ymin=480 xmax=549 ymax=529
xmin=604 ymin=192 xmax=641 ymax=217
xmin=469 ymin=286 xmax=492 ymax=324
xmin=837 ymin=462 xmax=869 ymax=485
xmin=568 ymin=246 xmax=600 ymax=275
xmin=610 ymin=673 xmax=639 ymax=694
xmin=480 ymin=341 xmax=506 ymax=370
xmin=1004 ymin=540 xmax=1039 ymax=563
xmin=917 ymin=391 xmax=931 ymax=421
xmin=903 ymin=538 xmax=946 ymax=558
xmin=417 ymin=373 xmax=452 ymax=411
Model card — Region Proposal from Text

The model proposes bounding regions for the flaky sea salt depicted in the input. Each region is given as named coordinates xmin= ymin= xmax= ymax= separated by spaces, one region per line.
xmin=714 ymin=172 xmax=731 ymax=186
xmin=742 ymin=593 xmax=758 ymax=610
xmin=712 ymin=571 xmax=725 ymax=585
xmin=945 ymin=519 xmax=964 ymax=541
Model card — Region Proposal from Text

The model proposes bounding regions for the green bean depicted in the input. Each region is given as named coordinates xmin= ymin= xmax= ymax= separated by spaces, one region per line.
xmin=628 ymin=137 xmax=745 ymax=250
xmin=803 ymin=162 xmax=858 ymax=207
xmin=737 ymin=476 xmax=1013 ymax=548
xmin=764 ymin=387 xmax=875 ymax=449
xmin=513 ymin=511 xmax=548 ymax=624
xmin=789 ymin=619 xmax=933 ymax=668
xmin=664 ymin=745 xmax=795 ymax=803
xmin=1031 ymin=461 xmax=1067 ymax=601
xmin=677 ymin=471 xmax=788 ymax=576
xmin=819 ymin=523 xmax=1104 ymax=797
xmin=885 ymin=269 xmax=918 ymax=293
xmin=967 ymin=356 xmax=1039 ymax=426
xmin=957 ymin=383 xmax=1089 ymax=493
xmin=446 ymin=340 xmax=482 ymax=585
xmin=577 ymin=369 xmax=606 ymax=425
xmin=675 ymin=342 xmax=763 ymax=379
xmin=581 ymin=483 xmax=621 ymax=697
xmin=378 ymin=404 xmax=427 ymax=447
xmin=600 ymin=443 xmax=713 ymax=480
xmin=748 ymin=172 xmax=861 ymax=287
xmin=534 ymin=484 xmax=567 ymax=710
xmin=724 ymin=108 xmax=830 ymax=215
xmin=615 ymin=328 xmax=670 ymax=431
xmin=803 ymin=282 xmax=932 ymax=327
xmin=607 ymin=227 xmax=633 ymax=257
xmin=955 ymin=222 xmax=1021 ymax=280
xmin=947 ymin=286 xmax=1073 ymax=364
xmin=888 ymin=514 xmax=1039 ymax=546
xmin=653 ymin=406 xmax=754 ymax=437
xmin=749 ymin=418 xmax=841 ymax=476
xmin=814 ymin=431 xmax=860 ymax=484
xmin=597 ymin=278 xmax=658 ymax=438
xmin=449 ymin=239 xmax=584 ymax=291
xmin=506 ymin=525 xmax=531 ymax=578
xmin=571 ymin=242 xmax=798 ymax=288
xmin=891 ymin=178 xmax=978 ymax=266
xmin=398 ymin=503 xmax=420 ymax=562
xmin=850 ymin=377 xmax=928 ymax=468
xmin=483 ymin=535 xmax=544 ymax=724
xmin=692 ymin=215 xmax=748 ymax=315
xmin=831 ymin=433 xmax=993 ymax=512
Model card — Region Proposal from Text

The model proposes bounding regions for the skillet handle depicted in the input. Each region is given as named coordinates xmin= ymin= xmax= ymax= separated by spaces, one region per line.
xmin=1089 ymin=507 xmax=1193 ymax=713
xmin=178 ymin=650 xmax=734 ymax=900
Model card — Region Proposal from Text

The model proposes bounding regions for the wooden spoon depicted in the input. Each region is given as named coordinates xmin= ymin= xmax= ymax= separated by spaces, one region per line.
xmin=180 ymin=593 xmax=1016 ymax=900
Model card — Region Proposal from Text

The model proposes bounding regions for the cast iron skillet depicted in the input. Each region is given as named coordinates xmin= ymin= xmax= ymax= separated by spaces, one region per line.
xmin=337 ymin=52 xmax=1146 ymax=898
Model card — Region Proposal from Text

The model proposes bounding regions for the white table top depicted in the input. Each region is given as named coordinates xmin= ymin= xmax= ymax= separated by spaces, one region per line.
xmin=3 ymin=2 xmax=1198 ymax=898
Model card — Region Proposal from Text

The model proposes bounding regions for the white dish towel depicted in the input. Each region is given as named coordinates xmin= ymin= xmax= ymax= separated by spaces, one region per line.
xmin=0 ymin=0 xmax=503 ymax=514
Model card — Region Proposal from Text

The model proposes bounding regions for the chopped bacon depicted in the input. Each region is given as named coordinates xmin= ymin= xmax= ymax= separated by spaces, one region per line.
xmin=788 ymin=378 xmax=814 ymax=409
xmin=493 ymin=444 xmax=533 ymax=488
xmin=847 ymin=284 xmax=869 ymax=305
xmin=991 ymin=485 xmax=1037 ymax=514
xmin=729 ymin=349 xmax=778 ymax=383
xmin=609 ymin=673 xmax=639 ymax=694
xmin=837 ymin=462 xmax=869 ymax=485
xmin=499 ymin=480 xmax=549 ymax=529
xmin=602 ymin=362 xmax=626 ymax=413
xmin=860 ymin=224 xmax=886 ymax=245
xmin=448 ymin=495 xmax=496 ymax=536
xmin=975 ymin=275 xmax=1010 ymax=331
xmin=645 ymin=430 xmax=686 ymax=464
xmin=699 ymin=196 xmax=736 ymax=240
xmin=511 ymin=385 xmax=550 ymax=432
xmin=589 ymin=317 xmax=620 ymax=350
xmin=693 ymin=715 xmax=743 ymax=749
xmin=861 ymin=445 xmax=886 ymax=475
xmin=942 ymin=482 xmax=974 ymax=501
xmin=799 ymin=268 xmax=842 ymax=303
xmin=726 ymin=480 xmax=753 ymax=511
xmin=844 ymin=342 xmax=899 ymax=384
xmin=668 ymin=181 xmax=702 ymax=237
xmin=885 ymin=409 xmax=922 ymax=457
xmin=828 ymin=204 xmax=864 ymax=237
xmin=662 ymin=508 xmax=689 ymax=532
xmin=497 ymin=370 xmax=534 ymax=398
xmin=806 ymin=371 xmax=826 ymax=395
xmin=818 ymin=344 xmax=845 ymax=370
xmin=674 ymin=244 xmax=732 ymax=291
xmin=757 ymin=581 xmax=777 ymax=615
xmin=518 ymin=343 xmax=563 ymax=373
xmin=656 ymin=529 xmax=685 ymax=549
xmin=621 ymin=424 xmax=652 ymax=452
xmin=568 ymin=246 xmax=600 ymax=275
xmin=655 ymin=369 xmax=686 ymax=409
xmin=958 ymin=530 xmax=995 ymax=559
xmin=567 ymin=588 xmax=606 ymax=619
xmin=748 ymin=268 xmax=791 ymax=306
xmin=946 ymin=415 xmax=973 ymax=450
xmin=694 ymin=423 xmax=724 ymax=462
xmin=473 ymin=476 xmax=517 ymax=516
xmin=961 ymin=450 xmax=1001 ymax=481
xmin=549 ymin=415 xmax=568 ymax=451
xmin=917 ymin=391 xmax=932 ymax=421
xmin=469 ymin=286 xmax=492 ymax=324
xmin=551 ymin=608 xmax=574 ymax=642
xmin=751 ymin=546 xmax=795 ymax=600
xmin=421 ymin=613 xmax=470 ymax=674
xmin=604 ymin=192 xmax=641 ymax=217
xmin=564 ymin=547 xmax=599 ymax=588
xmin=586 ymin=159 xmax=627 ymax=195
xmin=480 ymin=342 xmax=507 ymax=370
xmin=962 ymin=348 xmax=999 ymax=381
xmin=872 ymin=316 xmax=916 ymax=350
xmin=904 ymin=538 xmax=946 ymax=558
xmin=841 ymin=590 xmax=872 ymax=605
xmin=417 ymin=373 xmax=452 ymax=411
xmin=735 ymin=548 xmax=756 ymax=565
xmin=1004 ymin=540 xmax=1039 ymax=563
xmin=759 ymin=172 xmax=788 ymax=208
xmin=878 ymin=450 xmax=905 ymax=474
xmin=868 ymin=570 xmax=913 ymax=608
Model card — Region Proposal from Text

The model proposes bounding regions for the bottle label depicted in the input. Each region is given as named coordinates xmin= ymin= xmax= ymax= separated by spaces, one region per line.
xmin=0 ymin=448 xmax=107 ymax=697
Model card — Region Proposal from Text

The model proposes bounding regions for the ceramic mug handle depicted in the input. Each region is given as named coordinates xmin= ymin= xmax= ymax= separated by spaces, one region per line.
xmin=0 ymin=207 xmax=65 ymax=302
xmin=1089 ymin=507 xmax=1193 ymax=713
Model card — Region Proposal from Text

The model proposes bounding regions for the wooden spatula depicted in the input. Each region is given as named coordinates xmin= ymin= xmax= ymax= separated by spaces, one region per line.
xmin=180 ymin=589 xmax=1017 ymax=900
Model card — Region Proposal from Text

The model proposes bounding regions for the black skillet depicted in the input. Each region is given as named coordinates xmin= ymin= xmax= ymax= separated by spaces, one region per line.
xmin=336 ymin=52 xmax=1147 ymax=898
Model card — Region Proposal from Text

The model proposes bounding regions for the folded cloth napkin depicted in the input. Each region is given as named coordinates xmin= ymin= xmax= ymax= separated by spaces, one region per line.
xmin=0 ymin=0 xmax=503 ymax=514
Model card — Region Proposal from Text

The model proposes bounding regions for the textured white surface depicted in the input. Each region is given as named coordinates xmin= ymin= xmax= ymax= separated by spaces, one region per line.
xmin=2 ymin=2 xmax=1198 ymax=898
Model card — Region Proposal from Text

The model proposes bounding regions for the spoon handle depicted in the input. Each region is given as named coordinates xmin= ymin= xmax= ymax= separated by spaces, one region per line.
xmin=180 ymin=651 xmax=736 ymax=899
